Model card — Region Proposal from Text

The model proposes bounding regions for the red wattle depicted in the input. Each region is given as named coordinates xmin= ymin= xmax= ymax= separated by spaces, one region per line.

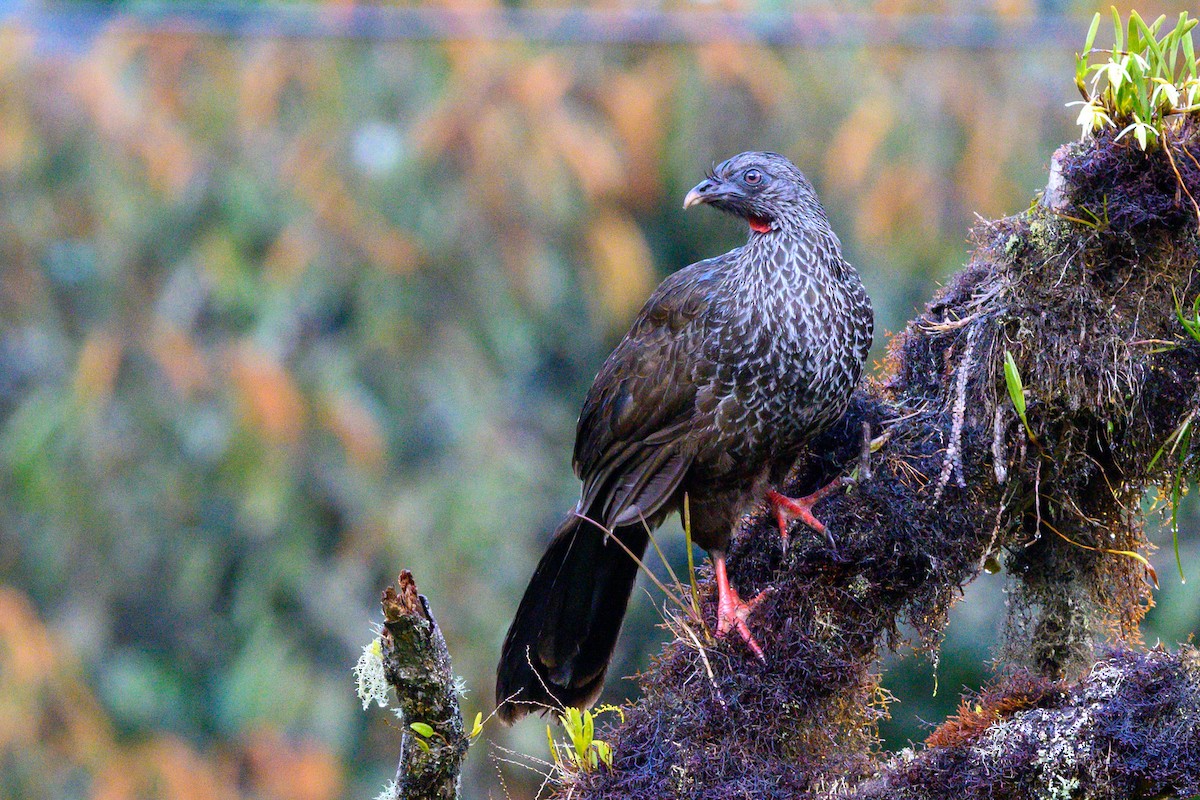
xmin=748 ymin=217 xmax=772 ymax=233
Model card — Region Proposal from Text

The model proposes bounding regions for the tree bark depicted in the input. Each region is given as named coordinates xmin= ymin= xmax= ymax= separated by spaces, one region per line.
xmin=380 ymin=570 xmax=467 ymax=800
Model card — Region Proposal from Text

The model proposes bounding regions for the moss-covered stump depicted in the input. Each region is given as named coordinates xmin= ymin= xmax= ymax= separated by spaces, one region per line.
xmin=563 ymin=126 xmax=1200 ymax=799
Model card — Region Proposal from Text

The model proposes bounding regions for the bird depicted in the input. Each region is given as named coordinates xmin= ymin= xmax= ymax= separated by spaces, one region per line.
xmin=495 ymin=151 xmax=873 ymax=723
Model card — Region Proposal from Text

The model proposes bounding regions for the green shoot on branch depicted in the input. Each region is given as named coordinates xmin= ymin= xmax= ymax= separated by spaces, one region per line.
xmin=1004 ymin=350 xmax=1038 ymax=444
xmin=1176 ymin=289 xmax=1200 ymax=346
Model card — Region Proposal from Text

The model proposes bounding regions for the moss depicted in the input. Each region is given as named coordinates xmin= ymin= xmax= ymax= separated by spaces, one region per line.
xmin=565 ymin=127 xmax=1200 ymax=799
xmin=850 ymin=648 xmax=1200 ymax=800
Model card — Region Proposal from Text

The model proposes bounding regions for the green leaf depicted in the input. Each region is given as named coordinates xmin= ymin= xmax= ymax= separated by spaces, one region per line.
xmin=469 ymin=711 xmax=484 ymax=738
xmin=1184 ymin=29 xmax=1196 ymax=79
xmin=1003 ymin=350 xmax=1027 ymax=419
xmin=1004 ymin=350 xmax=1040 ymax=444
xmin=1138 ymin=18 xmax=1166 ymax=81
xmin=1148 ymin=416 xmax=1191 ymax=471
xmin=1084 ymin=12 xmax=1102 ymax=54
xmin=592 ymin=740 xmax=613 ymax=768
xmin=1173 ymin=291 xmax=1200 ymax=344
xmin=410 ymin=721 xmax=434 ymax=738
xmin=1112 ymin=6 xmax=1124 ymax=53
xmin=1168 ymin=13 xmax=1188 ymax=78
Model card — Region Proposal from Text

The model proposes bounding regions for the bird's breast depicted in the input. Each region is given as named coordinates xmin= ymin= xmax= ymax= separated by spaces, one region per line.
xmin=709 ymin=254 xmax=867 ymax=439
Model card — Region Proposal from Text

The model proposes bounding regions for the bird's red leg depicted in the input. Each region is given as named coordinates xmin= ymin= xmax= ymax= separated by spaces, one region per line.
xmin=711 ymin=550 xmax=769 ymax=661
xmin=767 ymin=476 xmax=845 ymax=551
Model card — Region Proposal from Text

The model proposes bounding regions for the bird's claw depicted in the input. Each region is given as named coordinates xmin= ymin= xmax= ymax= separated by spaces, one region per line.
xmin=716 ymin=585 xmax=772 ymax=661
xmin=768 ymin=478 xmax=845 ymax=553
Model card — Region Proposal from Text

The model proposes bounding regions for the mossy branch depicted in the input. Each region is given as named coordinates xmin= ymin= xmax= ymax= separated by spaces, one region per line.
xmin=380 ymin=570 xmax=468 ymax=800
xmin=853 ymin=648 xmax=1200 ymax=800
xmin=563 ymin=125 xmax=1200 ymax=799
xmin=360 ymin=122 xmax=1200 ymax=800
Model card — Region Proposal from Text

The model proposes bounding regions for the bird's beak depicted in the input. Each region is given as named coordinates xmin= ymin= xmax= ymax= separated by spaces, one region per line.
xmin=684 ymin=178 xmax=728 ymax=210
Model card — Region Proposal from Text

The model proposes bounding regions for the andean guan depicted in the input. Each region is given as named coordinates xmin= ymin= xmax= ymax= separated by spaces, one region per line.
xmin=496 ymin=152 xmax=873 ymax=723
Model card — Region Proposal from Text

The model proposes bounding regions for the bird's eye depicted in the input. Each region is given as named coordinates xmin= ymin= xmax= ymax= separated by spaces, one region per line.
xmin=743 ymin=169 xmax=763 ymax=185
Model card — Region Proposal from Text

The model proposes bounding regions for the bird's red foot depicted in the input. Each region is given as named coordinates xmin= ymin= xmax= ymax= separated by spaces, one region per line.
xmin=712 ymin=550 xmax=770 ymax=661
xmin=767 ymin=477 xmax=845 ymax=552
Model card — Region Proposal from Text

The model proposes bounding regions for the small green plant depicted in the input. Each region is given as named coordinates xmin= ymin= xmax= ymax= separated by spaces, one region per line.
xmin=408 ymin=721 xmax=437 ymax=753
xmin=547 ymin=705 xmax=623 ymax=772
xmin=1004 ymin=350 xmax=1039 ymax=444
xmin=1071 ymin=9 xmax=1199 ymax=150
xmin=1176 ymin=290 xmax=1200 ymax=345
xmin=403 ymin=710 xmax=487 ymax=761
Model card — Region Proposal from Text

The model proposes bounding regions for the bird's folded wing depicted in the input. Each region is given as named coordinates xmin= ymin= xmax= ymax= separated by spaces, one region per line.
xmin=572 ymin=258 xmax=727 ymax=528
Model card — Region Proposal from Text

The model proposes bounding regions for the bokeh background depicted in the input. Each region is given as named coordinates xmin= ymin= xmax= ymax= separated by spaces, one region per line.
xmin=1 ymin=1 xmax=1198 ymax=798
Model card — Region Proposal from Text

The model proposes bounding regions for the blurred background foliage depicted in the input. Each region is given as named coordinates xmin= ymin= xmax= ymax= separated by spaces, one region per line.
xmin=0 ymin=1 xmax=1197 ymax=798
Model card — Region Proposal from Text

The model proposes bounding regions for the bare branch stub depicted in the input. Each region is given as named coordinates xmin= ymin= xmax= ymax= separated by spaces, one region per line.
xmin=381 ymin=570 xmax=467 ymax=800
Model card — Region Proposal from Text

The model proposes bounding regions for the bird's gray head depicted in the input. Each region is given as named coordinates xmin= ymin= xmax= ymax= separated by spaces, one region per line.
xmin=683 ymin=151 xmax=826 ymax=235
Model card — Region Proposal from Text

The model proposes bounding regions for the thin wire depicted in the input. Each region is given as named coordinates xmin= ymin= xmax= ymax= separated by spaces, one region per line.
xmin=7 ymin=3 xmax=1088 ymax=50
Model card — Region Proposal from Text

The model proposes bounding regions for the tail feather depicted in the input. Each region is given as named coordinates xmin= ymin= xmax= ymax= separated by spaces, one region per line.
xmin=496 ymin=512 xmax=648 ymax=723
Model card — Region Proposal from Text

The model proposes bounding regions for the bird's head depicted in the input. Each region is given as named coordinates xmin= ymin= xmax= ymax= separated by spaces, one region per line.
xmin=683 ymin=151 xmax=824 ymax=235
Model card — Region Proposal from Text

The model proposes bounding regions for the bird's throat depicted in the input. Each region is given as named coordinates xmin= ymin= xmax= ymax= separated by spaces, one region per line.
xmin=748 ymin=216 xmax=773 ymax=234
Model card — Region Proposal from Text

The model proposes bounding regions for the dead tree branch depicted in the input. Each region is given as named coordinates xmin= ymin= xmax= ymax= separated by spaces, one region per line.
xmin=380 ymin=570 xmax=468 ymax=800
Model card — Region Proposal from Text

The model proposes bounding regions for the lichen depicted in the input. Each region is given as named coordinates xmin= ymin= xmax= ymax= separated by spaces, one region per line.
xmin=355 ymin=636 xmax=391 ymax=710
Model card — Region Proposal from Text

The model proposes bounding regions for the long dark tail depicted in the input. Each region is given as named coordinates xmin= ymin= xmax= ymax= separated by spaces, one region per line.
xmin=496 ymin=511 xmax=648 ymax=723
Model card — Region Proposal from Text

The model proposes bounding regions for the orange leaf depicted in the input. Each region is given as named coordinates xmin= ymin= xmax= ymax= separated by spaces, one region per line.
xmin=586 ymin=211 xmax=656 ymax=327
xmin=232 ymin=344 xmax=306 ymax=445
xmin=73 ymin=329 xmax=123 ymax=406
xmin=323 ymin=392 xmax=387 ymax=472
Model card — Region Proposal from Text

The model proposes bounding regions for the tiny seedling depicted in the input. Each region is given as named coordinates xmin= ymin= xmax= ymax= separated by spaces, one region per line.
xmin=406 ymin=709 xmax=489 ymax=753
xmin=408 ymin=721 xmax=438 ymax=753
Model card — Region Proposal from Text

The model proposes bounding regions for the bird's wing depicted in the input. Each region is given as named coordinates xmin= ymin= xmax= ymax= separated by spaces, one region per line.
xmin=572 ymin=256 xmax=728 ymax=528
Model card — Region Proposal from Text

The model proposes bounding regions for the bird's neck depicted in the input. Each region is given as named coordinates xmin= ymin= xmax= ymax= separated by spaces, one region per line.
xmin=739 ymin=221 xmax=846 ymax=284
